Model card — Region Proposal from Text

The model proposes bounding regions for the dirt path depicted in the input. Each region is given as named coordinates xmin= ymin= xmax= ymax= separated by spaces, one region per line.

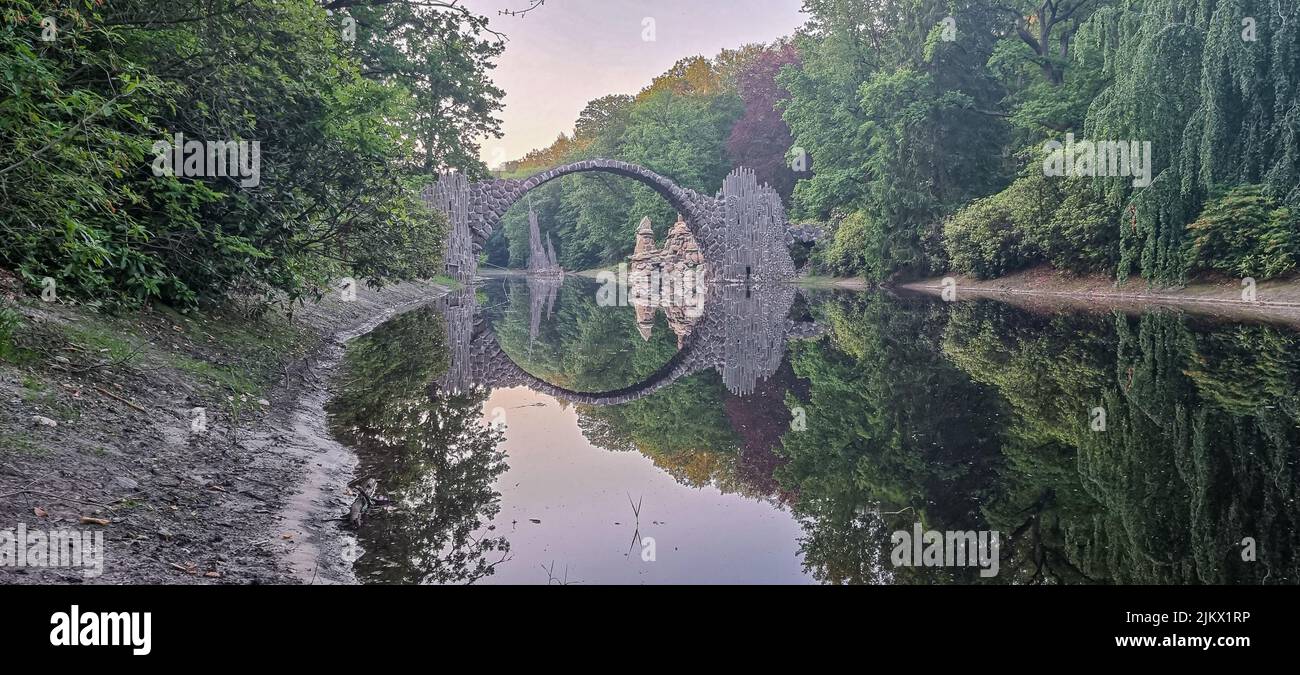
xmin=0 ymin=281 xmax=447 ymax=584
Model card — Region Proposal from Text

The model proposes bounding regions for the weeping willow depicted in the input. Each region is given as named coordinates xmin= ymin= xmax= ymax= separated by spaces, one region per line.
xmin=1075 ymin=0 xmax=1300 ymax=283
xmin=945 ymin=304 xmax=1300 ymax=583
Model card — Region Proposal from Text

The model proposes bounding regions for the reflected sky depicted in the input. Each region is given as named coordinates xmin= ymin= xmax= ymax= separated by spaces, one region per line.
xmin=481 ymin=386 xmax=811 ymax=584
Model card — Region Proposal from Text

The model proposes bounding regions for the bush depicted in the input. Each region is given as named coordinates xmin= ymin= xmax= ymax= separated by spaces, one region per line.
xmin=943 ymin=191 xmax=1030 ymax=279
xmin=1186 ymin=185 xmax=1298 ymax=279
xmin=1021 ymin=183 xmax=1118 ymax=274
xmin=944 ymin=170 xmax=1120 ymax=279
xmin=815 ymin=210 xmax=873 ymax=276
xmin=1 ymin=1 xmax=443 ymax=309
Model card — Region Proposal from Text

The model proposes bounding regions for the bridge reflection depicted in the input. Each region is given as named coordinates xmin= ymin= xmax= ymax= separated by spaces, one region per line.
xmin=432 ymin=280 xmax=822 ymax=405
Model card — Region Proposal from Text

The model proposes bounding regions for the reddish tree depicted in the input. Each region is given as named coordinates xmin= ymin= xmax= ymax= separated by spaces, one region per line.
xmin=726 ymin=43 xmax=802 ymax=204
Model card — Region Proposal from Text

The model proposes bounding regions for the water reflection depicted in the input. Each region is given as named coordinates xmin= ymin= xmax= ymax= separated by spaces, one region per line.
xmin=327 ymin=278 xmax=1300 ymax=584
xmin=327 ymin=307 xmax=509 ymax=584
xmin=447 ymin=277 xmax=822 ymax=401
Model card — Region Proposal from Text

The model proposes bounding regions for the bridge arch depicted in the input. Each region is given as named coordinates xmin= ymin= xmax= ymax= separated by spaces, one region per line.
xmin=472 ymin=159 xmax=711 ymax=247
xmin=467 ymin=324 xmax=716 ymax=407
xmin=434 ymin=284 xmax=819 ymax=406
xmin=427 ymin=159 xmax=796 ymax=284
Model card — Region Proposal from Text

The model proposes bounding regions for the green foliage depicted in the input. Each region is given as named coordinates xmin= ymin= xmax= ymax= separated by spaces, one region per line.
xmin=580 ymin=370 xmax=741 ymax=468
xmin=776 ymin=0 xmax=1300 ymax=282
xmin=1078 ymin=0 xmax=1300 ymax=283
xmin=761 ymin=289 xmax=1300 ymax=583
xmin=944 ymin=303 xmax=1300 ymax=583
xmin=1186 ymin=185 xmax=1298 ymax=279
xmin=780 ymin=0 xmax=1011 ymax=281
xmin=0 ymin=306 xmax=22 ymax=361
xmin=1 ymin=1 xmax=498 ymax=308
xmin=943 ymin=189 xmax=1030 ymax=279
xmin=814 ymin=211 xmax=872 ymax=276
xmin=944 ymin=169 xmax=1118 ymax=278
xmin=342 ymin=0 xmax=504 ymax=176
xmin=776 ymin=293 xmax=1007 ymax=583
xmin=1041 ymin=186 xmax=1120 ymax=272
xmin=487 ymin=279 xmax=679 ymax=392
xmin=329 ymin=303 xmax=509 ymax=584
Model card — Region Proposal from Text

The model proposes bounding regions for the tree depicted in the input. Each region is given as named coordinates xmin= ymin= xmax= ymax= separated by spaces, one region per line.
xmin=726 ymin=42 xmax=802 ymax=203
xmin=996 ymin=0 xmax=1109 ymax=86
xmin=2 ymin=0 xmax=464 ymax=307
xmin=329 ymin=303 xmax=511 ymax=584
xmin=325 ymin=0 xmax=507 ymax=177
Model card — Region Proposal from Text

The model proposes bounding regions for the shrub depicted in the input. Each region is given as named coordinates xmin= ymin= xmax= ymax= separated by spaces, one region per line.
xmin=944 ymin=169 xmax=1121 ymax=279
xmin=0 ymin=306 xmax=22 ymax=362
xmin=1186 ymin=185 xmax=1298 ymax=279
xmin=1021 ymin=183 xmax=1119 ymax=274
xmin=1 ymin=1 xmax=444 ymax=309
xmin=816 ymin=210 xmax=873 ymax=276
xmin=943 ymin=191 xmax=1030 ymax=279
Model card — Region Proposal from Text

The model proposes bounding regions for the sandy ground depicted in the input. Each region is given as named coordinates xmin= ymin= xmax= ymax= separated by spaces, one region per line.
xmin=0 ymin=281 xmax=447 ymax=584
xmin=891 ymin=267 xmax=1300 ymax=327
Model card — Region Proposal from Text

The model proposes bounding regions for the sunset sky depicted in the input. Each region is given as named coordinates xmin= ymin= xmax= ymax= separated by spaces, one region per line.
xmin=461 ymin=0 xmax=807 ymax=166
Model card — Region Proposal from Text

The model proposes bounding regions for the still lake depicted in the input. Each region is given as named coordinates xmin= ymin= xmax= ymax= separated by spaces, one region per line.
xmin=325 ymin=275 xmax=1300 ymax=584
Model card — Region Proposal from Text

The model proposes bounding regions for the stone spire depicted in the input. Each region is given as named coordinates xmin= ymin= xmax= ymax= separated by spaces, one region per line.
xmin=526 ymin=198 xmax=546 ymax=271
xmin=668 ymin=213 xmax=689 ymax=237
xmin=634 ymin=303 xmax=656 ymax=341
xmin=545 ymin=233 xmax=560 ymax=270
xmin=633 ymin=217 xmax=657 ymax=256
xmin=525 ymin=195 xmax=562 ymax=275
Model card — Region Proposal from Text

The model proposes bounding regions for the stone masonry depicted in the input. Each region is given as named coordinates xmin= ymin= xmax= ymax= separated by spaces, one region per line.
xmin=426 ymin=159 xmax=815 ymax=284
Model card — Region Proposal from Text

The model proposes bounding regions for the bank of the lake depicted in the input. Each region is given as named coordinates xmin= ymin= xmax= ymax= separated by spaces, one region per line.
xmin=0 ymin=279 xmax=449 ymax=584
xmin=890 ymin=267 xmax=1300 ymax=326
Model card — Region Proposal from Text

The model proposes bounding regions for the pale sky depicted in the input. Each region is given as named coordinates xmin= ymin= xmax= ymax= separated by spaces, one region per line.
xmin=461 ymin=0 xmax=808 ymax=166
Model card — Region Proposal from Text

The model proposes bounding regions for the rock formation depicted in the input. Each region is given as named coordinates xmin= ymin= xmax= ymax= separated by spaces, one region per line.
xmin=526 ymin=199 xmax=562 ymax=276
xmin=628 ymin=214 xmax=706 ymax=347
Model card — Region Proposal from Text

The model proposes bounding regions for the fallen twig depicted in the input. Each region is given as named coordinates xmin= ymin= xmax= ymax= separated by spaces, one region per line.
xmin=93 ymin=386 xmax=150 ymax=414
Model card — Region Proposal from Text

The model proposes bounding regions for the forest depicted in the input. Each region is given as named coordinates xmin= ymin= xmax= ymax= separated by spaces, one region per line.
xmin=6 ymin=0 xmax=1298 ymax=312
xmin=1 ymin=0 xmax=504 ymax=312
xmin=494 ymin=0 xmax=1300 ymax=289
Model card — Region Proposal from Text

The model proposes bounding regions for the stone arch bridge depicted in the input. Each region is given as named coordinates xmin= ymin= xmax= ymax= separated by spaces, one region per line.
xmin=431 ymin=283 xmax=822 ymax=406
xmin=424 ymin=159 xmax=814 ymax=284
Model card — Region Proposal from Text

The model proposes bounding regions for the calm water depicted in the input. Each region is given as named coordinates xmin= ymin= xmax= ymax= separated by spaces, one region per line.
xmin=326 ymin=276 xmax=1300 ymax=584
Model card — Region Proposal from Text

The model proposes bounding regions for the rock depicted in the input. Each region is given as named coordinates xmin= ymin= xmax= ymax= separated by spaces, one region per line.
xmin=30 ymin=415 xmax=58 ymax=428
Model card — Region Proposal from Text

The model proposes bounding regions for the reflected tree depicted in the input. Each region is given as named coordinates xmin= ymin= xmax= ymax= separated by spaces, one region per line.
xmin=484 ymin=278 xmax=679 ymax=392
xmin=329 ymin=304 xmax=510 ymax=584
xmin=945 ymin=304 xmax=1300 ymax=584
xmin=777 ymin=293 xmax=1008 ymax=584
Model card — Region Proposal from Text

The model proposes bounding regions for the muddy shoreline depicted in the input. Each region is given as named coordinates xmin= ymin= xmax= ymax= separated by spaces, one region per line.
xmin=0 ymin=281 xmax=447 ymax=584
xmin=263 ymin=286 xmax=450 ymax=584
